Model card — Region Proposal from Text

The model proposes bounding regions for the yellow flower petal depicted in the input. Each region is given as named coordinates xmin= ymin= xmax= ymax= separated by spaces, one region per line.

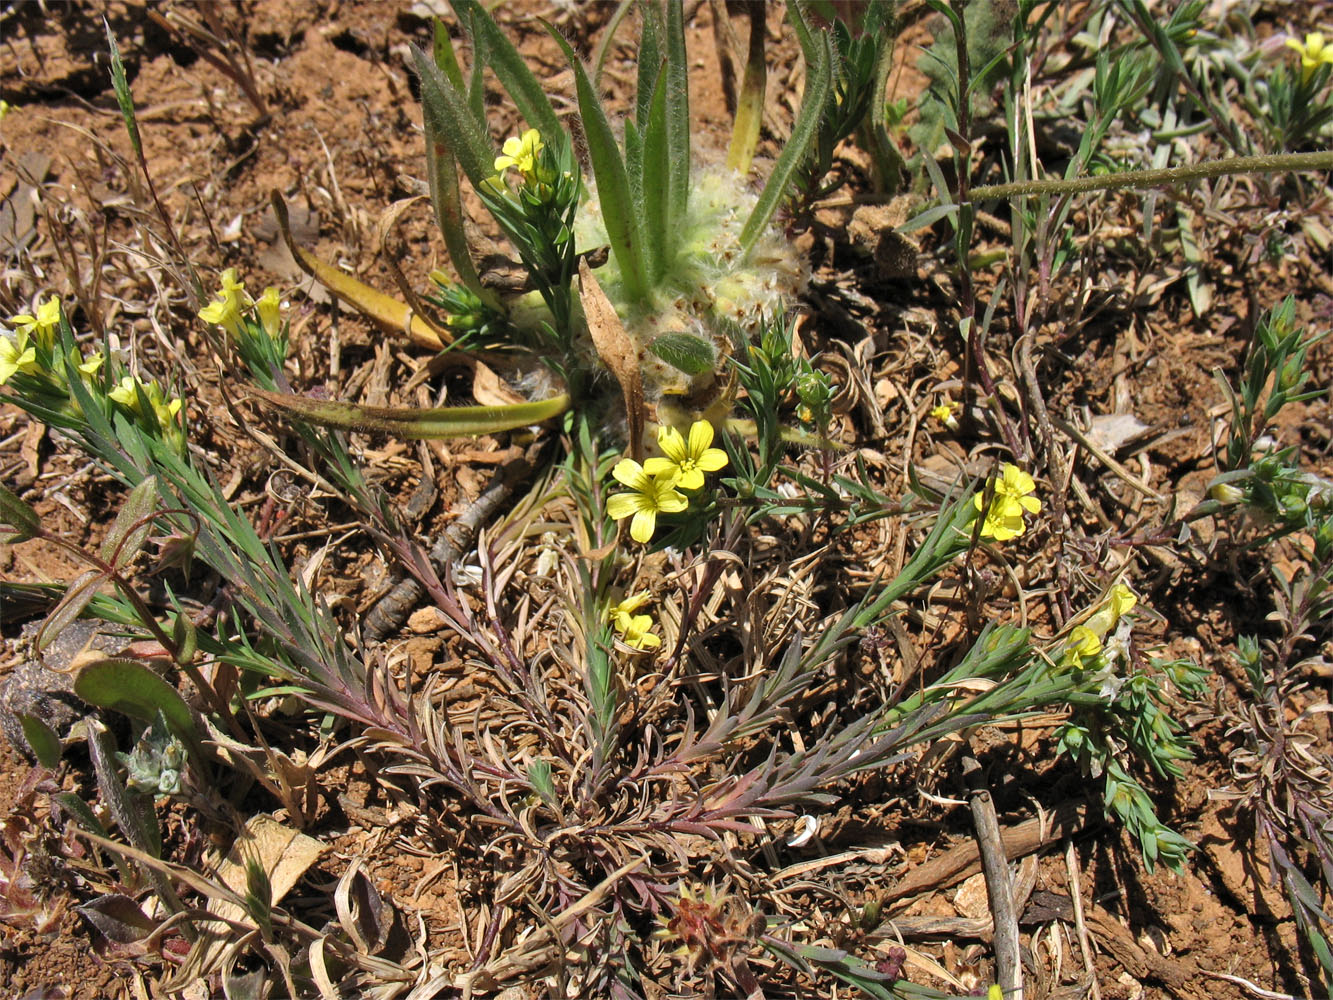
xmin=687 ymin=419 xmax=714 ymax=456
xmin=612 ymin=458 xmax=650 ymax=490
xmin=630 ymin=508 xmax=657 ymax=543
xmin=607 ymin=492 xmax=641 ymax=520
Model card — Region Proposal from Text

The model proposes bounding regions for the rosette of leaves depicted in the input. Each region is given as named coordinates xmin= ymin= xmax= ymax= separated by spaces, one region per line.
xmin=262 ymin=0 xmax=834 ymax=454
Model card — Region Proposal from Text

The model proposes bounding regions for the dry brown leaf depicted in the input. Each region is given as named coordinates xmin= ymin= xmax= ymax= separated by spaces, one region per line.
xmin=580 ymin=258 xmax=644 ymax=461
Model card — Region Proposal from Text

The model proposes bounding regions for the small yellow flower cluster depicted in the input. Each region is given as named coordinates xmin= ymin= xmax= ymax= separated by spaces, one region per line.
xmin=973 ymin=463 xmax=1041 ymax=542
xmin=197 ymin=269 xmax=284 ymax=340
xmin=1 ymin=295 xmax=63 ymax=386
xmin=606 ymin=420 xmax=729 ymax=543
xmin=1287 ymin=31 xmax=1333 ymax=77
xmin=109 ymin=375 xmax=183 ymax=432
xmin=607 ymin=591 xmax=660 ymax=651
xmin=1060 ymin=583 xmax=1137 ymax=669
xmin=1 ymin=296 xmax=186 ymax=454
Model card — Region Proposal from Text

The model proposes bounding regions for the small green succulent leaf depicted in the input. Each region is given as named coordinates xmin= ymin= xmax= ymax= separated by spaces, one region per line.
xmin=251 ymin=387 xmax=572 ymax=439
xmin=648 ymin=333 xmax=715 ymax=376
xmin=0 ymin=482 xmax=40 ymax=542
xmin=100 ymin=475 xmax=158 ymax=569
xmin=19 ymin=713 xmax=62 ymax=769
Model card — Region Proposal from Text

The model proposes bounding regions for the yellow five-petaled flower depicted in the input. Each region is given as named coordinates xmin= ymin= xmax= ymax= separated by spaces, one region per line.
xmin=974 ymin=463 xmax=1041 ymax=541
xmin=644 ymin=420 xmax=729 ymax=491
xmin=1287 ymin=31 xmax=1333 ymax=76
xmin=494 ymin=128 xmax=544 ymax=181
xmin=607 ymin=458 xmax=688 ymax=543
xmin=0 ymin=330 xmax=38 ymax=385
xmin=11 ymin=295 xmax=62 ymax=351
xmin=607 ymin=591 xmax=662 ymax=650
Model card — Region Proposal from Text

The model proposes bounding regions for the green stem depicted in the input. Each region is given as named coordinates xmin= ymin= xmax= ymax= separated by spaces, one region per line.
xmin=970 ymin=150 xmax=1333 ymax=202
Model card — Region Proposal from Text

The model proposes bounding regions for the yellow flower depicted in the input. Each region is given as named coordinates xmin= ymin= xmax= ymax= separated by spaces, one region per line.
xmin=0 ymin=331 xmax=38 ymax=384
xmin=76 ymin=351 xmax=104 ymax=378
xmin=606 ymin=458 xmax=688 ymax=543
xmin=256 ymin=286 xmax=283 ymax=337
xmin=1084 ymin=582 xmax=1138 ymax=639
xmin=1286 ymin=31 xmax=1333 ymax=75
xmin=615 ymin=616 xmax=661 ymax=653
xmin=930 ymin=400 xmax=959 ymax=430
xmin=110 ymin=376 xmax=182 ymax=426
xmin=644 ymin=420 xmax=729 ymax=491
xmin=11 ymin=295 xmax=62 ymax=351
xmin=1062 ymin=625 xmax=1102 ymax=668
xmin=198 ymin=269 xmax=248 ymax=338
xmin=973 ymin=463 xmax=1041 ymax=541
xmin=0 ymin=100 xmax=12 ymax=120
xmin=608 ymin=591 xmax=651 ymax=629
xmin=1108 ymin=583 xmax=1136 ymax=622
xmin=493 ymin=128 xmax=543 ymax=179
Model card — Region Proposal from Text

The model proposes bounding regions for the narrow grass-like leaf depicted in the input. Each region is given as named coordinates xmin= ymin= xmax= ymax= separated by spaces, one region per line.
xmin=784 ymin=0 xmax=817 ymax=66
xmin=411 ymin=43 xmax=495 ymax=190
xmin=636 ymin=0 xmax=665 ymax=125
xmin=740 ymin=31 xmax=834 ymax=259
xmin=424 ymin=101 xmax=487 ymax=299
xmin=100 ymin=475 xmax=158 ymax=568
xmin=640 ymin=71 xmax=670 ymax=281
xmin=900 ymin=202 xmax=961 ymax=231
xmin=593 ymin=0 xmax=636 ymax=90
xmin=663 ymin=0 xmax=691 ymax=264
xmin=0 ymin=482 xmax=40 ymax=541
xmin=104 ymin=20 xmax=142 ymax=158
xmin=454 ymin=0 xmax=562 ymax=142
xmin=19 ymin=714 xmax=62 ymax=769
xmin=726 ymin=1 xmax=767 ymax=174
xmin=648 ymin=333 xmax=715 ymax=375
xmin=547 ymin=26 xmax=649 ymax=302
xmin=432 ymin=19 xmax=466 ymax=93
xmin=465 ymin=8 xmax=486 ymax=124
xmin=251 ymin=387 xmax=571 ymax=439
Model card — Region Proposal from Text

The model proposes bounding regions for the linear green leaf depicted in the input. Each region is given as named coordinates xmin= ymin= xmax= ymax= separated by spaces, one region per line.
xmin=640 ymin=71 xmax=670 ymax=281
xmin=424 ymin=98 xmax=487 ymax=298
xmin=740 ymin=30 xmax=833 ymax=259
xmin=0 ymin=482 xmax=40 ymax=541
xmin=454 ymin=0 xmax=563 ymax=143
xmin=664 ymin=0 xmax=691 ymax=264
xmin=546 ymin=25 xmax=649 ymax=302
xmin=411 ymin=43 xmax=494 ymax=190
xmin=252 ymin=387 xmax=571 ymax=439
